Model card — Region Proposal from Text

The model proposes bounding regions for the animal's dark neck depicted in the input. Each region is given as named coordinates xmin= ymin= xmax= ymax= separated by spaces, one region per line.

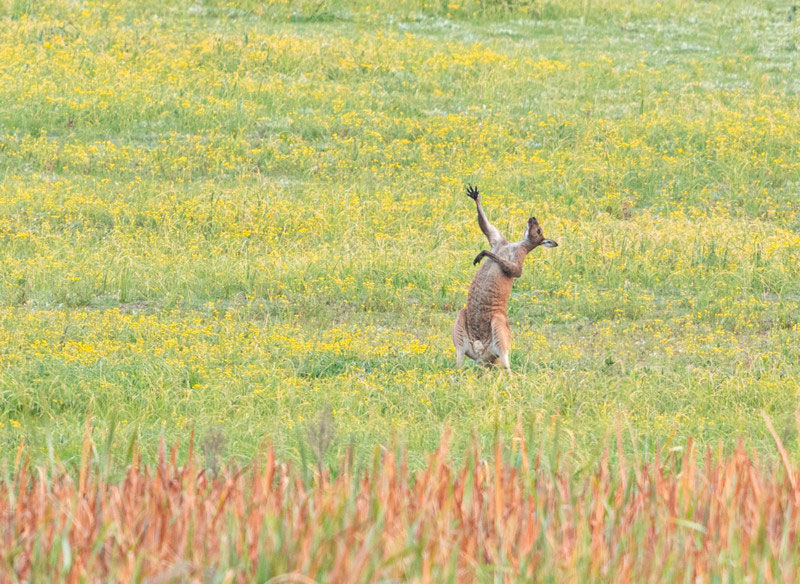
xmin=518 ymin=240 xmax=535 ymax=255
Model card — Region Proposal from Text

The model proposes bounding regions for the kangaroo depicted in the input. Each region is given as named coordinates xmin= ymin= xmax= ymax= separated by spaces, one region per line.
xmin=452 ymin=184 xmax=558 ymax=370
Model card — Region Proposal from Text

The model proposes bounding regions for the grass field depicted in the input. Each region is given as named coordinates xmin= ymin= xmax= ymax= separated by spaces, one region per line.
xmin=1 ymin=0 xmax=800 ymax=476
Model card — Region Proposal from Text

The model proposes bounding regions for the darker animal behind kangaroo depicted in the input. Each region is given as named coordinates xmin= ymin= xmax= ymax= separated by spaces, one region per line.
xmin=452 ymin=185 xmax=557 ymax=370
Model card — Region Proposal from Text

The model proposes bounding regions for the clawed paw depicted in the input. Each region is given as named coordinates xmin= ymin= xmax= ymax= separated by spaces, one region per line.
xmin=473 ymin=250 xmax=487 ymax=265
xmin=465 ymin=184 xmax=479 ymax=200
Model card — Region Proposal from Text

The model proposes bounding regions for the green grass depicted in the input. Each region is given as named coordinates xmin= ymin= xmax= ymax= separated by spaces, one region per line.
xmin=0 ymin=0 xmax=799 ymax=470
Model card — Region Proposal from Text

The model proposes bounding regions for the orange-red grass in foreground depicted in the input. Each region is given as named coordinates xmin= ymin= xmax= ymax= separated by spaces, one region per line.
xmin=3 ymin=421 xmax=800 ymax=583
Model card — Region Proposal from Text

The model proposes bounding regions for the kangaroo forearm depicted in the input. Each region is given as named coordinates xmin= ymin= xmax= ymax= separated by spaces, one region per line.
xmin=480 ymin=251 xmax=522 ymax=278
xmin=475 ymin=201 xmax=493 ymax=239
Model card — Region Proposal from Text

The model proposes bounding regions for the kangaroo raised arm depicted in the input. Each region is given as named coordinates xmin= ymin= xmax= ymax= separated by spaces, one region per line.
xmin=452 ymin=184 xmax=558 ymax=370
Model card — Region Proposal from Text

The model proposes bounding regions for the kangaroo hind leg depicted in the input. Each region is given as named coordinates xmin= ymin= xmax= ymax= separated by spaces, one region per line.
xmin=490 ymin=315 xmax=512 ymax=370
xmin=452 ymin=309 xmax=468 ymax=368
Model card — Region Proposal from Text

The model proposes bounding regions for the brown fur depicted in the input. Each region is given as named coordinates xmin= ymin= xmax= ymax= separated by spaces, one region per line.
xmin=452 ymin=185 xmax=557 ymax=370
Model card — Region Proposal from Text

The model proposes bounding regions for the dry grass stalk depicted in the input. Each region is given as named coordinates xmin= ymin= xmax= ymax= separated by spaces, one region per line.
xmin=3 ymin=430 xmax=800 ymax=582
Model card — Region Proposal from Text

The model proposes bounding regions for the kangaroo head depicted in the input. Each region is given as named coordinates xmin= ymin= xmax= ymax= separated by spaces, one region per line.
xmin=523 ymin=216 xmax=558 ymax=249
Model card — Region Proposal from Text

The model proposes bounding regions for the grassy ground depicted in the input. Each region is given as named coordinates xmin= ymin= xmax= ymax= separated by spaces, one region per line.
xmin=1 ymin=0 xmax=799 ymax=470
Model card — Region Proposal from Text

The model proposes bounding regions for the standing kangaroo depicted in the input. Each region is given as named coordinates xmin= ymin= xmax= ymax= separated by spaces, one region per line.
xmin=452 ymin=185 xmax=558 ymax=370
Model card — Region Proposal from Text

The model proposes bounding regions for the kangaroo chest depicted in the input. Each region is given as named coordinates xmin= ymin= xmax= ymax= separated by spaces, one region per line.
xmin=464 ymin=262 xmax=514 ymax=340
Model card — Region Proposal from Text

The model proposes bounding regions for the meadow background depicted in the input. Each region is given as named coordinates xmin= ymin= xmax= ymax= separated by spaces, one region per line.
xmin=1 ymin=0 xmax=799 ymax=473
